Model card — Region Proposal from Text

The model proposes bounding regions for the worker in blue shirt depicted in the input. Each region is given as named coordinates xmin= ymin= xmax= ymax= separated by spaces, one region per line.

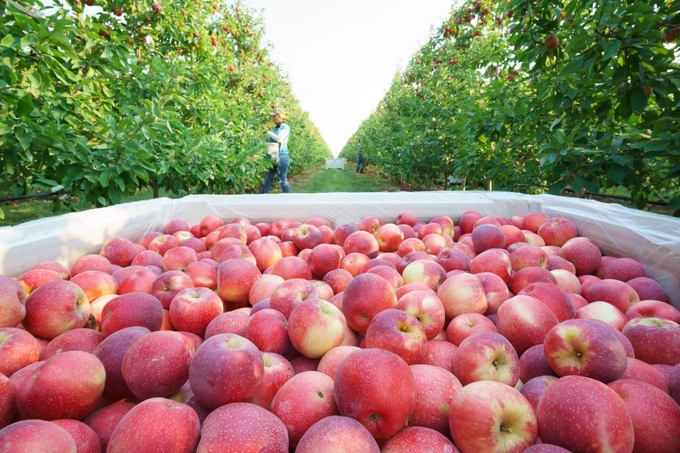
xmin=262 ymin=108 xmax=292 ymax=193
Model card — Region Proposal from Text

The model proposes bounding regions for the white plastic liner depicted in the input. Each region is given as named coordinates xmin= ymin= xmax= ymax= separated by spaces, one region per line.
xmin=1 ymin=191 xmax=678 ymax=308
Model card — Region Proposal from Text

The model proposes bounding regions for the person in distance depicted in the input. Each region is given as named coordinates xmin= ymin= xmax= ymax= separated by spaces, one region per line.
xmin=262 ymin=108 xmax=292 ymax=194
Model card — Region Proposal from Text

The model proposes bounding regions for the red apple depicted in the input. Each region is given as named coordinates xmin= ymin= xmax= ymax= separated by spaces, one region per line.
xmin=409 ymin=363 xmax=462 ymax=433
xmin=322 ymin=268 xmax=353 ymax=294
xmin=602 ymin=257 xmax=647 ymax=282
xmin=585 ymin=278 xmax=640 ymax=313
xmin=114 ymin=265 xmax=159 ymax=294
xmin=0 ymin=327 xmax=40 ymax=377
xmin=538 ymin=375 xmax=634 ymax=452
xmin=306 ymin=243 xmax=344 ymax=279
xmin=471 ymin=223 xmax=506 ymax=253
xmin=40 ymin=327 xmax=104 ymax=360
xmin=537 ymin=217 xmax=577 ymax=247
xmin=162 ymin=245 xmax=198 ymax=272
xmin=296 ymin=415 xmax=379 ymax=453
xmin=244 ymin=308 xmax=291 ymax=355
xmin=437 ymin=272 xmax=488 ymax=318
xmin=288 ymin=299 xmax=346 ymax=358
xmin=383 ymin=426 xmax=459 ymax=452
xmin=625 ymin=299 xmax=680 ymax=323
xmin=446 ymin=312 xmax=497 ymax=346
xmin=520 ymin=374 xmax=559 ymax=411
xmin=364 ymin=308 xmax=427 ymax=364
xmin=401 ymin=259 xmax=446 ymax=290
xmin=621 ymin=316 xmax=680 ymax=365
xmin=334 ymin=348 xmax=416 ymax=439
xmin=626 ymin=276 xmax=671 ymax=303
xmin=268 ymin=255 xmax=312 ymax=280
xmin=396 ymin=289 xmax=445 ymax=340
xmin=217 ymin=258 xmax=261 ymax=309
xmin=0 ymin=276 xmax=26 ymax=328
xmin=82 ymin=401 xmax=136 ymax=452
xmin=470 ymin=248 xmax=513 ymax=284
xmin=559 ymin=237 xmax=602 ymax=275
xmin=100 ymin=292 xmax=164 ymax=337
xmin=622 ymin=356 xmax=670 ymax=392
xmin=268 ymin=277 xmax=319 ymax=318
xmin=575 ymin=301 xmax=628 ymax=331
xmin=168 ymin=287 xmax=223 ymax=337
xmin=421 ymin=339 xmax=457 ymax=373
xmin=248 ymin=237 xmax=283 ymax=272
xmin=518 ymin=281 xmax=576 ymax=322
xmin=496 ymin=294 xmax=560 ymax=355
xmin=93 ymin=326 xmax=150 ymax=400
xmin=509 ymin=244 xmax=548 ymax=271
xmin=341 ymin=272 xmax=397 ymax=334
xmin=510 ymin=266 xmax=557 ymax=294
xmin=0 ymin=419 xmax=77 ymax=451
xmin=317 ymin=345 xmax=360 ymax=379
xmin=396 ymin=212 xmax=418 ymax=227
xmin=70 ymin=254 xmax=114 ymax=276
xmin=249 ymin=351 xmax=294 ymax=410
xmin=375 ymin=223 xmax=404 ymax=252
xmin=333 ymin=222 xmax=359 ymax=247
xmin=449 ymin=380 xmax=538 ymax=452
xmin=343 ymin=230 xmax=380 ymax=258
xmin=339 ymin=252 xmax=371 ymax=277
xmin=519 ymin=344 xmax=558 ymax=383
xmin=453 ymin=331 xmax=520 ymax=386
xmin=204 ymin=309 xmax=250 ymax=338
xmin=51 ymin=419 xmax=101 ymax=453
xmin=107 ymin=397 xmax=200 ymax=453
xmin=22 ymin=279 xmax=91 ymax=340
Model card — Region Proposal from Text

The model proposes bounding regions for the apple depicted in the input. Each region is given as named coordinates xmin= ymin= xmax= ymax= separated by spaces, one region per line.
xmin=453 ymin=331 xmax=520 ymax=387
xmin=396 ymin=289 xmax=445 ymax=340
xmin=248 ymin=237 xmax=283 ymax=272
xmin=522 ymin=230 xmax=547 ymax=247
xmin=602 ymin=257 xmax=647 ymax=282
xmin=114 ymin=265 xmax=159 ymax=294
xmin=420 ymin=339 xmax=457 ymax=373
xmin=30 ymin=260 xmax=70 ymax=280
xmin=0 ymin=327 xmax=40 ymax=377
xmin=291 ymin=223 xmax=324 ymax=251
xmin=162 ymin=218 xmax=191 ymax=235
xmin=375 ymin=223 xmax=404 ymax=252
xmin=382 ymin=426 xmax=460 ymax=452
xmin=161 ymin=245 xmax=198 ymax=272
xmin=537 ymin=217 xmax=577 ymax=247
xmin=436 ymin=247 xmax=470 ymax=272
xmin=518 ymin=281 xmax=576 ymax=322
xmin=622 ymin=356 xmax=670 ymax=392
xmin=338 ymin=252 xmax=371 ymax=277
xmin=626 ymin=276 xmax=671 ymax=303
xmin=198 ymin=214 xmax=224 ymax=237
xmin=244 ymin=308 xmax=291 ymax=355
xmin=17 ymin=269 xmax=65 ymax=297
xmin=93 ymin=326 xmax=151 ymax=400
xmin=496 ymin=294 xmax=560 ymax=355
xmin=288 ymin=299 xmax=346 ymax=358
xmin=448 ymin=380 xmax=538 ymax=453
xmin=421 ymin=233 xmax=449 ymax=255
xmin=437 ymin=271 xmax=488 ymax=318
xmin=107 ymin=397 xmax=200 ymax=453
xmin=22 ymin=279 xmax=90 ymax=340
xmin=182 ymin=261 xmax=216 ymax=289
xmin=82 ymin=401 xmax=136 ymax=452
xmin=0 ymin=372 xmax=16 ymax=429
xmin=40 ymin=327 xmax=104 ymax=360
xmin=510 ymin=266 xmax=557 ymax=294
xmin=397 ymin=237 xmax=426 ymax=257
xmin=189 ymin=333 xmax=264 ymax=410
xmin=217 ymin=223 xmax=248 ymax=244
xmin=509 ymin=244 xmax=549 ymax=271
xmin=621 ymin=316 xmax=680 ymax=365
xmin=296 ymin=415 xmax=380 ymax=453
xmin=459 ymin=209 xmax=482 ymax=234
xmin=401 ymin=259 xmax=446 ymax=290
xmin=317 ymin=345 xmax=360 ymax=379
xmin=168 ymin=287 xmax=223 ymax=337
xmin=322 ymin=268 xmax=353 ymax=294
xmin=70 ymin=254 xmax=114 ymax=276
xmin=0 ymin=276 xmax=26 ymax=328
xmin=519 ymin=344 xmax=558 ymax=383
xmin=249 ymin=351 xmax=294 ymax=410
xmin=216 ymin=257 xmax=261 ymax=309
xmin=550 ymin=268 xmax=582 ymax=294
xmin=364 ymin=308 xmax=427 ymax=364
xmin=446 ymin=312 xmax=497 ymax=346
xmin=306 ymin=243 xmax=344 ymax=279
xmin=51 ymin=419 xmax=101 ymax=453
xmin=334 ymin=348 xmax=416 ymax=439
xmin=268 ymin=255 xmax=313 ymax=280
xmin=100 ymin=292 xmax=164 ymax=337
xmin=270 ymin=370 xmax=338 ymax=447
xmin=100 ymin=236 xmax=138 ymax=267
xmin=204 ymin=309 xmax=250 ymax=338
xmin=471 ymin=223 xmax=506 ymax=253
xmin=0 ymin=419 xmax=77 ymax=451
xmin=544 ymin=34 xmax=560 ymax=51
xmin=131 ymin=250 xmax=164 ymax=268
xmin=16 ymin=350 xmax=105 ymax=420
xmin=585 ymin=278 xmax=640 ymax=313
xmin=217 ymin=243 xmax=256 ymax=264
xmin=625 ymin=299 xmax=680 ymax=323
xmin=268 ymin=277 xmax=320 ymax=318
xmin=559 ymin=236 xmax=602 ymax=275
xmin=575 ymin=301 xmax=628 ymax=331
xmin=333 ymin=222 xmax=360 ymax=247
xmin=342 ymin=230 xmax=380 ymax=258
xmin=409 ymin=363 xmax=462 ymax=433
xmin=520 ymin=374 xmax=559 ymax=411
xmin=543 ymin=318 xmax=628 ymax=383
xmin=341 ymin=272 xmax=397 ymax=334
xmin=668 ymin=364 xmax=680 ymax=406
xmin=470 ymin=248 xmax=513 ymax=285
xmin=396 ymin=212 xmax=418 ymax=227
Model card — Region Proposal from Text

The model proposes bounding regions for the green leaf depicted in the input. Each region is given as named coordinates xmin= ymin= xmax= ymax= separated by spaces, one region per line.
xmin=630 ymin=86 xmax=648 ymax=113
xmin=16 ymin=95 xmax=34 ymax=117
xmin=601 ymin=41 xmax=621 ymax=61
xmin=99 ymin=169 xmax=112 ymax=188
xmin=15 ymin=128 xmax=33 ymax=151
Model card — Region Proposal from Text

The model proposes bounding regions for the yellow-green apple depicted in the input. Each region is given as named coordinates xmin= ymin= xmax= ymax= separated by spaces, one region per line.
xmin=217 ymin=258 xmax=261 ymax=309
xmin=196 ymin=402 xmax=289 ymax=453
xmin=518 ymin=281 xmax=576 ymax=322
xmin=509 ymin=244 xmax=549 ymax=271
xmin=477 ymin=271 xmax=512 ymax=314
xmin=521 ymin=211 xmax=550 ymax=233
xmin=585 ymin=278 xmax=640 ymax=313
xmin=625 ymin=299 xmax=680 ymax=323
xmin=409 ymin=363 xmax=462 ymax=433
xmin=364 ymin=308 xmax=427 ymax=364
xmin=168 ymin=287 xmax=223 ymax=337
xmin=51 ymin=419 xmax=101 ymax=453
xmin=82 ymin=401 xmax=136 ymax=452
xmin=121 ymin=330 xmax=194 ymax=400
xmin=421 ymin=339 xmax=457 ymax=373
xmin=452 ymin=331 xmax=520 ymax=386
xmin=322 ymin=268 xmax=353 ymax=294
xmin=341 ymin=273 xmax=397 ymax=334
xmin=543 ymin=319 xmax=628 ymax=382
xmin=244 ymin=308 xmax=290 ymax=355
xmin=161 ymin=245 xmax=198 ymax=272
xmin=249 ymin=351 xmax=294 ymax=410
xmin=93 ymin=326 xmax=150 ymax=399
xmin=520 ymin=374 xmax=559 ymax=412
xmin=471 ymin=223 xmax=506 ymax=253
xmin=343 ymin=230 xmax=380 ymax=258
xmin=448 ymin=380 xmax=538 ymax=453
xmin=148 ymin=234 xmax=180 ymax=256
xmin=69 ymin=270 xmax=118 ymax=303
xmin=538 ymin=375 xmax=635 ymax=452
xmin=100 ymin=236 xmax=137 ymax=267
xmin=510 ymin=266 xmax=556 ymax=294
xmin=0 ymin=276 xmax=26 ymax=328
xmin=559 ymin=236 xmax=602 ymax=275
xmin=607 ymin=379 xmax=680 ymax=453
xmin=0 ymin=419 xmax=77 ymax=452
xmin=248 ymin=237 xmax=283 ymax=272
xmin=271 ymin=370 xmax=338 ymax=447
xmin=519 ymin=344 xmax=558 ymax=383
xmin=0 ymin=373 xmax=16 ymax=428
xmin=40 ymin=328 xmax=104 ymax=360
xmin=397 ymin=237 xmax=426 ymax=257
xmin=297 ymin=415 xmax=380 ymax=452
xmin=333 ymin=222 xmax=359 ymax=247
xmin=334 ymin=348 xmax=416 ymax=439
xmin=437 ymin=272 xmax=488 ymax=318
xmin=115 ymin=265 xmax=159 ymax=294
xmin=184 ymin=261 xmax=217 ymax=290
xmin=0 ymin=327 xmax=40 ymax=377
xmin=622 ymin=317 xmax=680 ymax=365
xmin=396 ymin=289 xmax=445 ymax=340
xmin=401 ymin=259 xmax=446 ymax=290
xmin=496 ymin=294 xmax=560 ymax=355
xmin=375 ymin=223 xmax=404 ymax=252
xmin=189 ymin=333 xmax=264 ymax=409
xmin=16 ymin=268 xmax=63 ymax=295
xmin=626 ymin=276 xmax=671 ymax=303
xmin=306 ymin=243 xmax=344 ymax=279
xmin=537 ymin=217 xmax=577 ymax=247
xmin=269 ymin=277 xmax=320 ymax=318
xmin=100 ymin=292 xmax=164 ymax=337
xmin=317 ymin=345 xmax=360 ymax=379
xmin=446 ymin=312 xmax=497 ymax=346
xmin=22 ymin=280 xmax=90 ymax=340
xmin=385 ymin=427 xmax=460 ymax=452
xmin=16 ymin=350 xmax=105 ymax=420
xmin=268 ymin=255 xmax=312 ymax=280
xmin=288 ymin=299 xmax=346 ymax=359
xmin=107 ymin=397 xmax=200 ymax=453
xmin=470 ymin=248 xmax=512 ymax=284
xmin=436 ymin=247 xmax=470 ymax=272
xmin=575 ymin=301 xmax=628 ymax=330
xmin=70 ymin=254 xmax=114 ymax=276
xmin=204 ymin=309 xmax=250 ymax=338
xmin=622 ymin=357 xmax=670 ymax=392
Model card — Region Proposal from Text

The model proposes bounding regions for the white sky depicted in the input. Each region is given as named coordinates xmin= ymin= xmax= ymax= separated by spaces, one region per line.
xmin=245 ymin=1 xmax=458 ymax=156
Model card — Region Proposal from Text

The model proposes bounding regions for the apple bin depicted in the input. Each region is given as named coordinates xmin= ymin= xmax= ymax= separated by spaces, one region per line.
xmin=0 ymin=191 xmax=679 ymax=452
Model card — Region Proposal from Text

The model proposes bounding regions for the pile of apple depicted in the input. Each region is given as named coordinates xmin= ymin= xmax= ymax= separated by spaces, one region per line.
xmin=1 ymin=208 xmax=679 ymax=453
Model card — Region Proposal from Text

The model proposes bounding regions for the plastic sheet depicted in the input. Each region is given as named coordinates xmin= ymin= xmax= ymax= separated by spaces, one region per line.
xmin=1 ymin=191 xmax=678 ymax=308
